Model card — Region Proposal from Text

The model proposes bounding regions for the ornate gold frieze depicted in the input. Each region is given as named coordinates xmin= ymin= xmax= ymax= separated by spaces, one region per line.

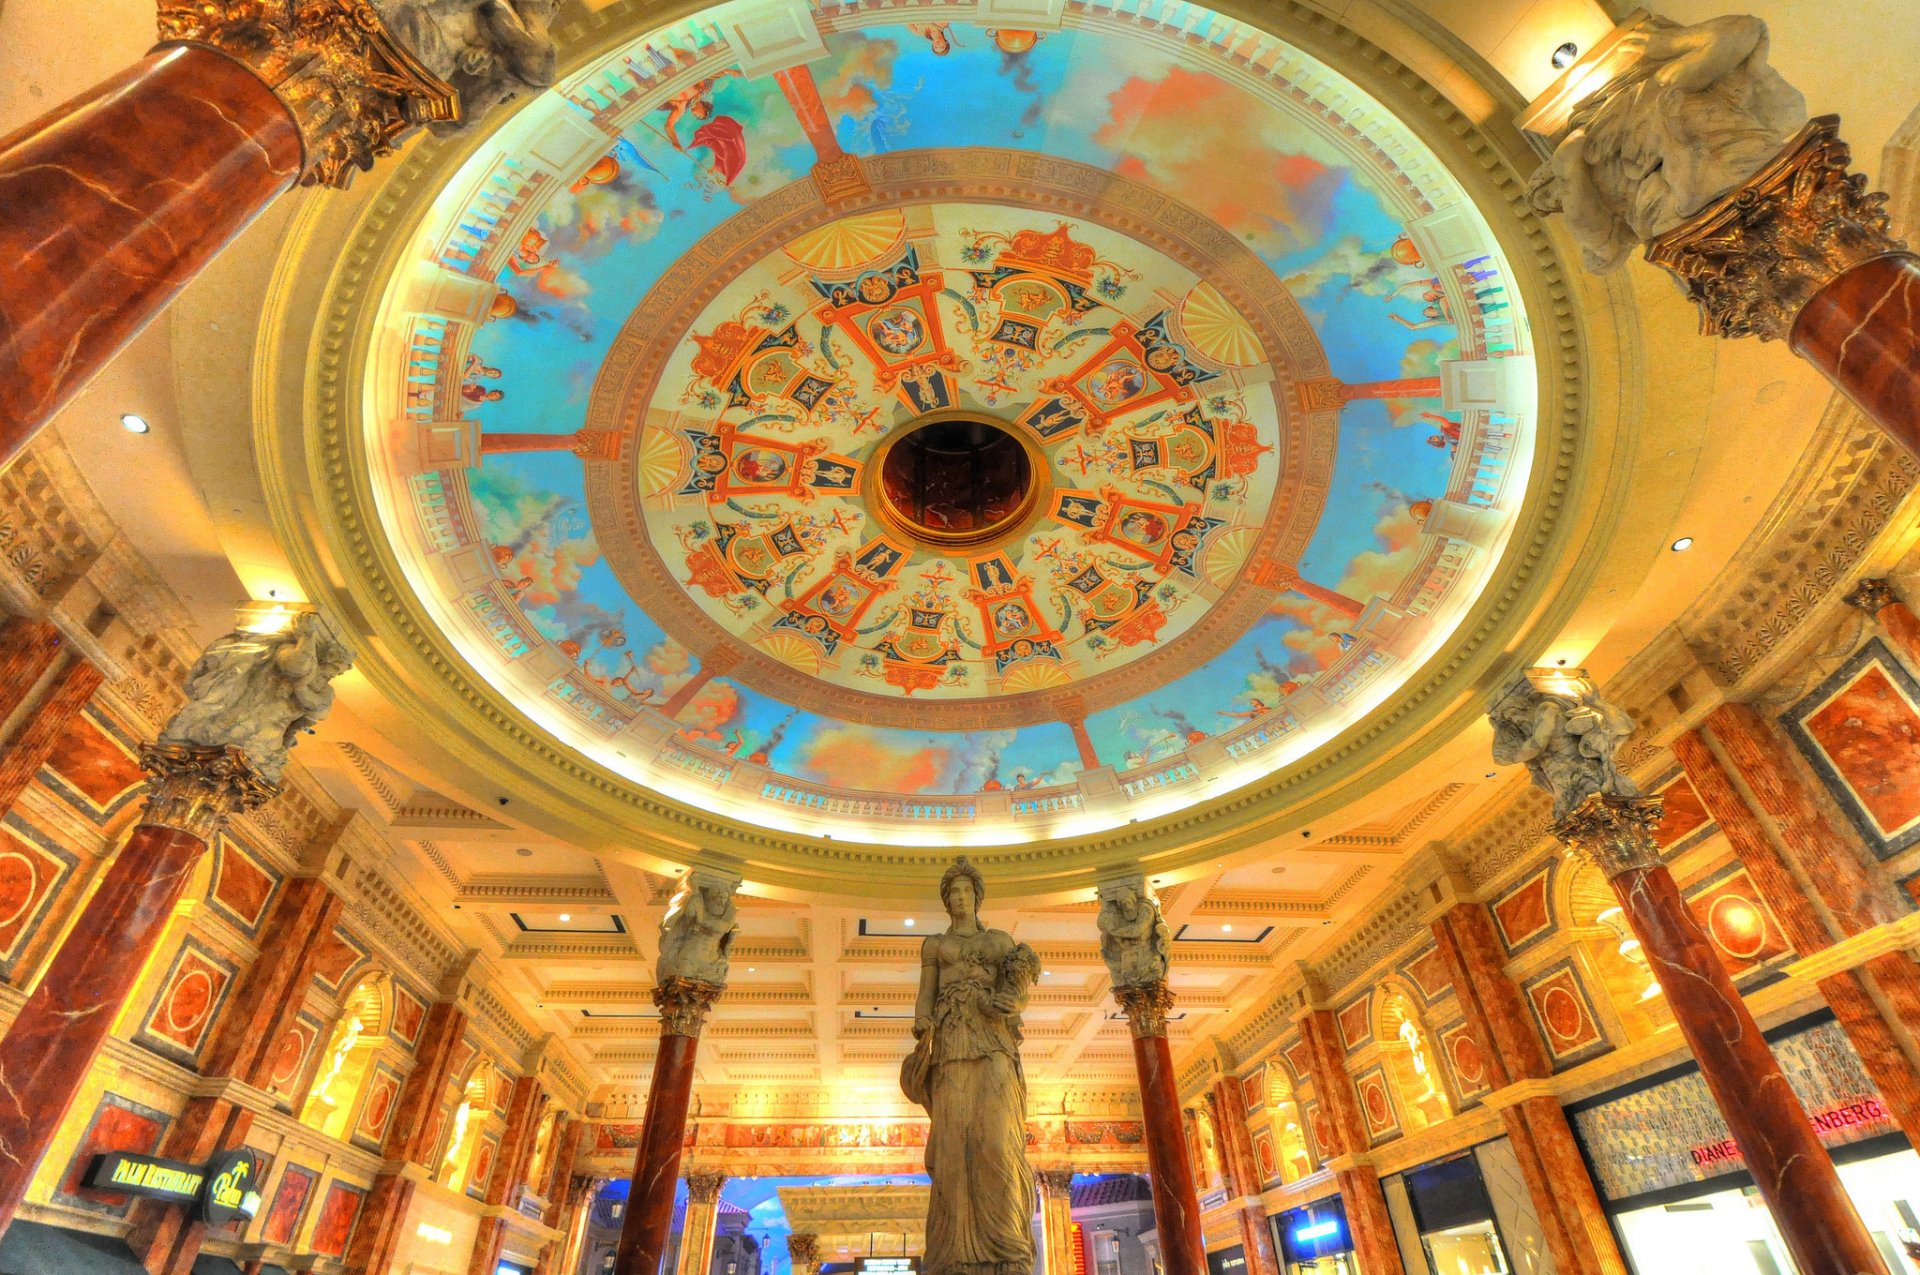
xmin=1646 ymin=117 xmax=1901 ymax=343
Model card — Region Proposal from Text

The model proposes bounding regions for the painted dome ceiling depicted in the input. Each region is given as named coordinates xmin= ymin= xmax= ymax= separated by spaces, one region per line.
xmin=363 ymin=0 xmax=1537 ymax=845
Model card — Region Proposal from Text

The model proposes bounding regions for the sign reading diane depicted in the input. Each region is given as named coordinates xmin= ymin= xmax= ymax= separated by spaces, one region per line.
xmin=84 ymin=1148 xmax=263 ymax=1225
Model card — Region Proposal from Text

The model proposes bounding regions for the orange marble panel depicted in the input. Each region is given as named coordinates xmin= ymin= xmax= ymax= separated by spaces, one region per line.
xmin=1250 ymin=1126 xmax=1278 ymax=1184
xmin=1240 ymin=1067 xmax=1263 ymax=1112
xmin=1491 ymin=868 xmax=1553 ymax=952
xmin=1335 ymin=993 xmax=1372 ymax=1051
xmin=1652 ymin=774 xmax=1713 ymax=849
xmin=469 ymin=1133 xmax=500 ymax=1200
xmin=210 ymin=838 xmax=279 ymax=933
xmin=354 ymin=1065 xmax=404 ymax=1149
xmin=0 ymin=820 xmax=75 ymax=968
xmin=42 ymin=712 xmax=142 ymax=814
xmin=264 ymin=1014 xmax=320 ymax=1107
xmin=310 ymin=927 xmax=368 ymax=991
xmin=1438 ymin=1021 xmax=1492 ymax=1101
xmin=1281 ymin=1039 xmax=1313 ymax=1082
xmin=311 ymin=1181 xmax=365 ymax=1257
xmin=391 ymin=986 xmax=427 ymax=1048
xmin=1353 ymin=1066 xmax=1399 ymax=1141
xmin=137 ymin=941 xmax=235 ymax=1060
xmin=1791 ymin=650 xmax=1920 ymax=850
xmin=1402 ymin=945 xmax=1452 ymax=1002
xmin=1303 ymin=1101 xmax=1332 ymax=1162
xmin=1522 ymin=963 xmax=1606 ymax=1065
xmin=262 ymin=1165 xmax=315 ymax=1244
xmin=1683 ymin=869 xmax=1791 ymax=978
xmin=54 ymin=1092 xmax=167 ymax=1215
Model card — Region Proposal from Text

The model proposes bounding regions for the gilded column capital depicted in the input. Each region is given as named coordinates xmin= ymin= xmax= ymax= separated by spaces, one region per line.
xmin=139 ymin=743 xmax=277 ymax=839
xmin=786 ymin=1233 xmax=821 ymax=1273
xmin=684 ymin=1171 xmax=726 ymax=1205
xmin=653 ymin=975 xmax=724 ymax=1038
xmin=1646 ymin=118 xmax=1900 ymax=342
xmin=153 ymin=0 xmax=558 ymax=189
xmin=1036 ymin=1168 xmax=1074 ymax=1199
xmin=1113 ymin=981 xmax=1175 ymax=1040
xmin=1552 ymin=792 xmax=1667 ymax=879
xmin=565 ymin=1173 xmax=601 ymax=1208
xmin=1844 ymin=576 xmax=1901 ymax=615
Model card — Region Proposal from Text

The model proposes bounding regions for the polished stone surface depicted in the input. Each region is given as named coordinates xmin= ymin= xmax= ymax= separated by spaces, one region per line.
xmin=1131 ymin=1032 xmax=1207 ymax=1275
xmin=1792 ymin=253 xmax=1920 ymax=460
xmin=613 ymin=1032 xmax=700 ymax=1275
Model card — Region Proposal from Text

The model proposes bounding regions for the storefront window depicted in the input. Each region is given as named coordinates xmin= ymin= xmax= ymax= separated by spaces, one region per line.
xmin=1394 ymin=1153 xmax=1510 ymax=1275
xmin=1274 ymin=1198 xmax=1355 ymax=1275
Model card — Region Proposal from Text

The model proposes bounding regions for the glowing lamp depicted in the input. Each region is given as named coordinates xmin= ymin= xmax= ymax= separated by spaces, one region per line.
xmin=1523 ymin=665 xmax=1594 ymax=699
xmin=991 ymin=29 xmax=1040 ymax=54
xmin=234 ymin=600 xmax=311 ymax=635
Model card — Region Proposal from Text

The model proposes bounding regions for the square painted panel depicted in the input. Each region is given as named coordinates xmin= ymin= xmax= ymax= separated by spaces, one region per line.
xmin=1335 ymin=993 xmax=1372 ymax=1053
xmin=1782 ymin=639 xmax=1920 ymax=857
xmin=1491 ymin=864 xmax=1555 ymax=954
xmin=208 ymin=836 xmax=282 ymax=936
xmin=1240 ymin=1066 xmax=1264 ymax=1113
xmin=1437 ymin=1019 xmax=1492 ymax=1103
xmin=1353 ymin=1064 xmax=1400 ymax=1143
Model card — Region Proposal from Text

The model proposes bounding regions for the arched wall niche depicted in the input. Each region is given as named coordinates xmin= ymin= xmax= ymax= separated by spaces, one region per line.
xmin=1557 ymin=856 xmax=1668 ymax=1041
xmin=298 ymin=970 xmax=392 ymax=1140
xmin=1263 ymin=1063 xmax=1315 ymax=1184
xmin=1373 ymin=981 xmax=1451 ymax=1132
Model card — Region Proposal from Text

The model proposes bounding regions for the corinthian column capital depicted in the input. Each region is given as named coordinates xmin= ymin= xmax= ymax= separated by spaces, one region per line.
xmin=1113 ymin=981 xmax=1176 ymax=1040
xmin=653 ymin=976 xmax=724 ymax=1039
xmin=1552 ymin=792 xmax=1668 ymax=879
xmin=154 ymin=0 xmax=559 ymax=189
xmin=138 ymin=743 xmax=278 ymax=839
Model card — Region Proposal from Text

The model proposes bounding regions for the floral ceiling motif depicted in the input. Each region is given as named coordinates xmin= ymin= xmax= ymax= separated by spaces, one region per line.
xmin=365 ymin=0 xmax=1537 ymax=841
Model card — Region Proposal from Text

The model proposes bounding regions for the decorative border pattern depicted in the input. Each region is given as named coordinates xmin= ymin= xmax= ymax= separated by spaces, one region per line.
xmin=1780 ymin=637 xmax=1920 ymax=858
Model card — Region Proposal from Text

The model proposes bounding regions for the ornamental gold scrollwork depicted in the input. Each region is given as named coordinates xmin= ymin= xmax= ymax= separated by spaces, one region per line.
xmin=1113 ymin=981 xmax=1176 ymax=1040
xmin=1551 ymin=792 xmax=1668 ymax=880
xmin=654 ymin=975 xmax=724 ymax=1038
xmin=139 ymin=743 xmax=279 ymax=839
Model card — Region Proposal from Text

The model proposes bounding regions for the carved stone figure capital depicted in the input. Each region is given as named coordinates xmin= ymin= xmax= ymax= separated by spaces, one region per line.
xmin=1843 ymin=576 xmax=1901 ymax=615
xmin=1036 ymin=1168 xmax=1074 ymax=1199
xmin=1553 ymin=793 xmax=1667 ymax=878
xmin=139 ymin=743 xmax=278 ymax=839
xmin=685 ymin=1171 xmax=726 ymax=1205
xmin=1097 ymin=877 xmax=1171 ymax=991
xmin=657 ymin=868 xmax=742 ymax=988
xmin=654 ymin=975 xmax=724 ymax=1038
xmin=1646 ymin=117 xmax=1901 ymax=342
xmin=155 ymin=0 xmax=558 ymax=189
xmin=1113 ymin=980 xmax=1175 ymax=1039
xmin=1487 ymin=675 xmax=1641 ymax=824
xmin=158 ymin=612 xmax=353 ymax=784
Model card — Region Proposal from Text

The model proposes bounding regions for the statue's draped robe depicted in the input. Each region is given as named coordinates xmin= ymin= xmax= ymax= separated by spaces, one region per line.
xmin=923 ymin=928 xmax=1035 ymax=1275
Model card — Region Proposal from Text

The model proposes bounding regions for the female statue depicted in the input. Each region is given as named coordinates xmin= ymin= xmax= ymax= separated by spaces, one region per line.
xmin=903 ymin=858 xmax=1039 ymax=1275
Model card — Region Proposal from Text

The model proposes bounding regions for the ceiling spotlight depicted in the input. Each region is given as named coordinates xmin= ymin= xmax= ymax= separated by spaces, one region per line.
xmin=903 ymin=918 xmax=915 ymax=927
xmin=119 ymin=413 xmax=150 ymax=434
xmin=1551 ymin=41 xmax=1579 ymax=69
xmin=1670 ymin=536 xmax=1694 ymax=552
xmin=559 ymin=913 xmax=571 ymax=922
xmin=748 ymin=967 xmax=757 ymax=973
xmin=1222 ymin=924 xmax=1234 ymax=933
xmin=1043 ymin=970 xmax=1052 ymax=977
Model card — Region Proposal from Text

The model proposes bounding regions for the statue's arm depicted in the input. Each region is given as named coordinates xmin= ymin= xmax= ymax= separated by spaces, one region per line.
xmin=912 ymin=937 xmax=936 ymax=1038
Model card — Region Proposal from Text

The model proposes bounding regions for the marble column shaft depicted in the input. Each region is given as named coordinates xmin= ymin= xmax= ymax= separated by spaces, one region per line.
xmin=1790 ymin=253 xmax=1920 ymax=458
xmin=1129 ymin=1029 xmax=1209 ymax=1275
xmin=0 ymin=46 xmax=302 ymax=464
xmin=1037 ymin=1171 xmax=1076 ymax=1275
xmin=127 ymin=877 xmax=344 ymax=1275
xmin=1609 ymin=860 xmax=1888 ymax=1275
xmin=676 ymin=1173 xmax=726 ymax=1275
xmin=0 ymin=817 xmax=210 ymax=1237
xmin=1429 ymin=904 xmax=1625 ymax=1275
xmin=1673 ymin=727 xmax=1920 ymax=1145
xmin=1294 ymin=1011 xmax=1403 ymax=1275
xmin=613 ymin=1031 xmax=702 ymax=1275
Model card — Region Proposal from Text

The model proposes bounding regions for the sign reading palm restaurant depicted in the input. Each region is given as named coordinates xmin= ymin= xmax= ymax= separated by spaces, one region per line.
xmin=84 ymin=1148 xmax=262 ymax=1224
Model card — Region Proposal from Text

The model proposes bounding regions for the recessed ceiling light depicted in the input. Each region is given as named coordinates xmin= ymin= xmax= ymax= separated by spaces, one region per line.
xmin=1043 ymin=970 xmax=1052 ymax=977
xmin=1222 ymin=924 xmax=1234 ymax=933
xmin=516 ymin=847 xmax=533 ymax=857
xmin=747 ymin=967 xmax=756 ymax=973
xmin=120 ymin=413 xmax=150 ymax=434
xmin=559 ymin=913 xmax=571 ymax=922
xmin=903 ymin=917 xmax=915 ymax=927
xmin=1551 ymin=41 xmax=1579 ymax=69
xmin=1670 ymin=536 xmax=1694 ymax=552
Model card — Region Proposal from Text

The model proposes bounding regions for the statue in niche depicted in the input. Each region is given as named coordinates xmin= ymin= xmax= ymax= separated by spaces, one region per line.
xmin=1488 ymin=675 xmax=1640 ymax=823
xmin=371 ymin=0 xmax=562 ymax=128
xmin=656 ymin=874 xmax=739 ymax=986
xmin=1096 ymin=882 xmax=1170 ymax=988
xmin=902 ymin=857 xmax=1040 ymax=1275
xmin=159 ymin=612 xmax=354 ymax=783
xmin=1526 ymin=15 xmax=1807 ymax=271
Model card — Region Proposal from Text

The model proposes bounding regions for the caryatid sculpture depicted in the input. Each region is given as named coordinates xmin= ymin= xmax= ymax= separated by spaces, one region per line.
xmin=371 ymin=0 xmax=562 ymax=130
xmin=1097 ymin=879 xmax=1173 ymax=1035
xmin=1526 ymin=15 xmax=1808 ymax=273
xmin=903 ymin=857 xmax=1040 ymax=1275
xmin=654 ymin=869 xmax=741 ymax=1035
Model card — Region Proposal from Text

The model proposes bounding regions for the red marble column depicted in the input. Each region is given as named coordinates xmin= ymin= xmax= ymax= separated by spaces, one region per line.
xmin=467 ymin=1078 xmax=546 ymax=1275
xmin=1608 ymin=856 xmax=1886 ymax=1275
xmin=1429 ymin=904 xmax=1624 ymax=1275
xmin=535 ymin=1118 xmax=587 ymax=1275
xmin=127 ymin=876 xmax=344 ymax=1275
xmin=1790 ymin=253 xmax=1920 ymax=459
xmin=613 ymin=1031 xmax=702 ymax=1275
xmin=1673 ymin=728 xmax=1920 ymax=1145
xmin=1293 ymin=1010 xmax=1404 ymax=1275
xmin=0 ymin=46 xmax=301 ymax=464
xmin=0 ymin=655 xmax=103 ymax=814
xmin=0 ymin=746 xmax=265 ymax=1239
xmin=1127 ymin=1024 xmax=1208 ymax=1275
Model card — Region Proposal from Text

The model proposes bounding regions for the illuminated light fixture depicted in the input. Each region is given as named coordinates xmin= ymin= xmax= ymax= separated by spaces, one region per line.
xmin=1670 ymin=536 xmax=1694 ymax=552
xmin=1294 ymin=1220 xmax=1339 ymax=1243
xmin=747 ymin=967 xmax=756 ymax=973
xmin=903 ymin=918 xmax=915 ymax=927
xmin=1551 ymin=41 xmax=1579 ymax=69
xmin=559 ymin=913 xmax=571 ymax=922
xmin=1222 ymin=924 xmax=1233 ymax=933
xmin=417 ymin=1222 xmax=454 ymax=1244
xmin=119 ymin=413 xmax=151 ymax=434
xmin=1522 ymin=665 xmax=1594 ymax=699
xmin=234 ymin=599 xmax=312 ymax=635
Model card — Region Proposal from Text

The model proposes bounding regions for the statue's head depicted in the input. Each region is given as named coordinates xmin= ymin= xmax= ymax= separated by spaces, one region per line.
xmin=940 ymin=856 xmax=985 ymax=918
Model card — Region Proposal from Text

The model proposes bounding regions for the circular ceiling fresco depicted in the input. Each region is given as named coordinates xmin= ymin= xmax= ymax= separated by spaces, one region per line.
xmin=363 ymin=0 xmax=1538 ymax=844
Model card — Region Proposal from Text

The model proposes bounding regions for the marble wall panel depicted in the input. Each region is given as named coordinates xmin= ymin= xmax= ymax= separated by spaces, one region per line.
xmin=1491 ymin=864 xmax=1555 ymax=954
xmin=262 ymin=1163 xmax=316 ymax=1245
xmin=1354 ymin=1065 xmax=1400 ymax=1143
xmin=0 ymin=814 xmax=76 ymax=975
xmin=53 ymin=1091 xmax=169 ymax=1216
xmin=311 ymin=1181 xmax=365 ymax=1256
xmin=1521 ymin=961 xmax=1610 ymax=1067
xmin=1782 ymin=638 xmax=1920 ymax=857
xmin=1336 ymin=992 xmax=1372 ymax=1052
xmin=208 ymin=835 xmax=281 ymax=936
xmin=134 ymin=938 xmax=237 ymax=1064
xmin=40 ymin=709 xmax=143 ymax=822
